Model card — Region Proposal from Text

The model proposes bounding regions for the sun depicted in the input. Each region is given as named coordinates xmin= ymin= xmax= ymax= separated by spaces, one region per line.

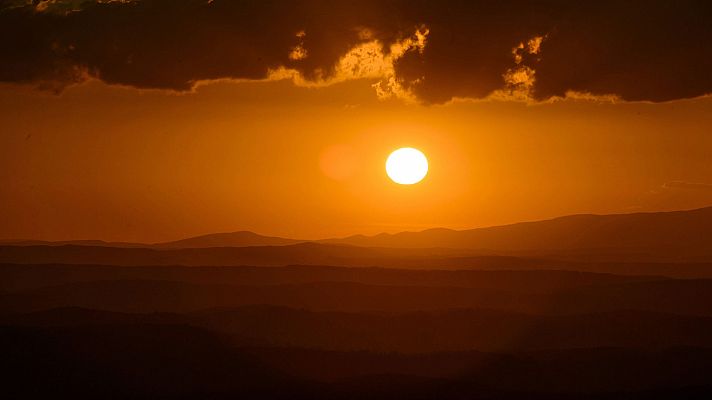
xmin=386 ymin=147 xmax=428 ymax=185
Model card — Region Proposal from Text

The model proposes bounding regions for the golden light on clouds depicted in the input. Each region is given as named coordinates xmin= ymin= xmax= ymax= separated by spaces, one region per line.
xmin=2 ymin=1 xmax=712 ymax=243
xmin=497 ymin=35 xmax=545 ymax=101
xmin=269 ymin=27 xmax=429 ymax=102
xmin=288 ymin=30 xmax=308 ymax=61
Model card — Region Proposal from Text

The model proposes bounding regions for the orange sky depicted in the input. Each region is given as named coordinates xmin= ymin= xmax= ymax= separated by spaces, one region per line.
xmin=1 ymin=78 xmax=711 ymax=242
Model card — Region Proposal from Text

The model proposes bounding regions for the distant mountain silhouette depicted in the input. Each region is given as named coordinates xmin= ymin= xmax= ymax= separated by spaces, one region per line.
xmin=0 ymin=242 xmax=545 ymax=268
xmin=3 ymin=207 xmax=712 ymax=262
xmin=0 ymin=231 xmax=301 ymax=249
xmin=3 ymin=277 xmax=712 ymax=316
xmin=0 ymin=263 xmax=659 ymax=293
xmin=0 ymin=239 xmax=146 ymax=248
xmin=5 ymin=306 xmax=712 ymax=353
xmin=320 ymin=206 xmax=712 ymax=261
xmin=3 ymin=244 xmax=712 ymax=273
xmin=4 ymin=207 xmax=712 ymax=399
xmin=154 ymin=231 xmax=303 ymax=248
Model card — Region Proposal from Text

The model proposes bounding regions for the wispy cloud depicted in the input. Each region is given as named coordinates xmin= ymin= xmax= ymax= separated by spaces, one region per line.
xmin=663 ymin=181 xmax=712 ymax=191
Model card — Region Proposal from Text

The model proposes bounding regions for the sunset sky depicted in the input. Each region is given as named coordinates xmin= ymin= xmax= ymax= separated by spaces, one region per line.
xmin=1 ymin=0 xmax=711 ymax=242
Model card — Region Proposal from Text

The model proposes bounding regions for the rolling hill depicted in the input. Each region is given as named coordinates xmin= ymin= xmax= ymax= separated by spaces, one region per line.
xmin=2 ymin=206 xmax=712 ymax=264
xmin=154 ymin=231 xmax=303 ymax=248
xmin=321 ymin=206 xmax=712 ymax=260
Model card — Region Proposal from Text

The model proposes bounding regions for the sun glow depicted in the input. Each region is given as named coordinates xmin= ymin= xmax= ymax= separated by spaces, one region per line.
xmin=386 ymin=147 xmax=429 ymax=185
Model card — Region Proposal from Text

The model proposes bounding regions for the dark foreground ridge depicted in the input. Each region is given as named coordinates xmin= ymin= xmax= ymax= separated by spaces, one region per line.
xmin=2 ymin=263 xmax=712 ymax=398
xmin=3 ymin=207 xmax=712 ymax=398
xmin=4 ymin=319 xmax=712 ymax=399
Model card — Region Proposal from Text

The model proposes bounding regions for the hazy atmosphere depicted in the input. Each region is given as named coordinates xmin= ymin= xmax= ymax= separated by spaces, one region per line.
xmin=2 ymin=1 xmax=712 ymax=399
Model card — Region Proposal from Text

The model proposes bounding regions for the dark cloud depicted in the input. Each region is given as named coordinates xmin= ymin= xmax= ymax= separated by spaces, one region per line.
xmin=1 ymin=0 xmax=711 ymax=103
xmin=532 ymin=2 xmax=712 ymax=102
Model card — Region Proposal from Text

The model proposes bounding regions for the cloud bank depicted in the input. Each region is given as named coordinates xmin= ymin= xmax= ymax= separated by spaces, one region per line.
xmin=1 ymin=0 xmax=711 ymax=103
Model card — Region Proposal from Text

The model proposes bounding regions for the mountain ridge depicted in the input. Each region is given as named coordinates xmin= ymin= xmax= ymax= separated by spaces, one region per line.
xmin=1 ymin=206 xmax=711 ymax=257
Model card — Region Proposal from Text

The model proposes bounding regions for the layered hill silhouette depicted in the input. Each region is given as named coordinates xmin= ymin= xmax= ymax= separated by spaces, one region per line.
xmin=323 ymin=206 xmax=712 ymax=259
xmin=2 ymin=245 xmax=712 ymax=277
xmin=154 ymin=231 xmax=303 ymax=248
xmin=3 ymin=206 xmax=712 ymax=263
xmin=0 ymin=239 xmax=146 ymax=248
xmin=156 ymin=206 xmax=712 ymax=256
xmin=0 ymin=264 xmax=660 ymax=292
xmin=3 ymin=202 xmax=712 ymax=400
xmin=155 ymin=207 xmax=712 ymax=259
xmin=4 ymin=312 xmax=712 ymax=399
xmin=5 ymin=306 xmax=712 ymax=353
xmin=0 ymin=231 xmax=301 ymax=249
xmin=3 ymin=275 xmax=712 ymax=316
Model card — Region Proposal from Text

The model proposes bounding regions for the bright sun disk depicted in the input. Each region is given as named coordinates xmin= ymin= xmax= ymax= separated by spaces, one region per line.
xmin=386 ymin=147 xmax=428 ymax=185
